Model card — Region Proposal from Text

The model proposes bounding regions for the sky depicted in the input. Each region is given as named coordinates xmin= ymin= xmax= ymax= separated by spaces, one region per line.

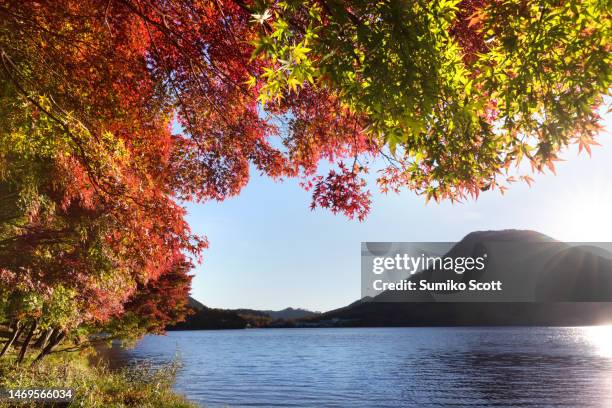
xmin=185 ymin=115 xmax=611 ymax=312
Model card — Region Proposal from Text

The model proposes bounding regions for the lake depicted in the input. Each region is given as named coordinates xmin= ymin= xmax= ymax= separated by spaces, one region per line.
xmin=107 ymin=327 xmax=612 ymax=407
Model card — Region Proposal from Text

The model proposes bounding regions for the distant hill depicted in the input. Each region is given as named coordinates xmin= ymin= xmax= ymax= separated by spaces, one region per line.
xmin=306 ymin=230 xmax=612 ymax=327
xmin=173 ymin=230 xmax=612 ymax=329
xmin=267 ymin=307 xmax=320 ymax=320
xmin=234 ymin=307 xmax=320 ymax=320
xmin=187 ymin=297 xmax=206 ymax=311
xmin=169 ymin=299 xmax=319 ymax=330
xmin=170 ymin=304 xmax=247 ymax=330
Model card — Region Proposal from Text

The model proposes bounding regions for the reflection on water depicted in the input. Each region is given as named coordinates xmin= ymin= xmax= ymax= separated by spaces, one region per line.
xmin=583 ymin=325 xmax=612 ymax=358
xmin=105 ymin=327 xmax=612 ymax=407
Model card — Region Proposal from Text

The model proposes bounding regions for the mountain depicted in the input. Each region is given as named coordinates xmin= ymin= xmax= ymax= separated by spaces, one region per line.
xmin=237 ymin=307 xmax=320 ymax=320
xmin=170 ymin=304 xmax=247 ymax=330
xmin=187 ymin=296 xmax=206 ymax=311
xmin=305 ymin=230 xmax=612 ymax=327
xmin=169 ymin=298 xmax=319 ymax=330
xmin=173 ymin=230 xmax=612 ymax=329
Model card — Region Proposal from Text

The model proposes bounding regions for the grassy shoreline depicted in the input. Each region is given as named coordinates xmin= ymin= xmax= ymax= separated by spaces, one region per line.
xmin=0 ymin=352 xmax=199 ymax=408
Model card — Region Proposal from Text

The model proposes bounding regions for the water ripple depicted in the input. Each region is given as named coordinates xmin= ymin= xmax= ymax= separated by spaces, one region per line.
xmin=106 ymin=327 xmax=612 ymax=408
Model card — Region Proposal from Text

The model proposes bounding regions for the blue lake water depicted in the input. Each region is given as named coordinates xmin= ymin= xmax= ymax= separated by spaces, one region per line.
xmin=110 ymin=327 xmax=612 ymax=407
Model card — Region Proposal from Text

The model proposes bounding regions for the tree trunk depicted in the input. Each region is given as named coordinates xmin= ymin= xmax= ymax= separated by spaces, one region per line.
xmin=0 ymin=322 xmax=23 ymax=358
xmin=32 ymin=329 xmax=65 ymax=365
xmin=33 ymin=328 xmax=53 ymax=349
xmin=16 ymin=321 xmax=38 ymax=364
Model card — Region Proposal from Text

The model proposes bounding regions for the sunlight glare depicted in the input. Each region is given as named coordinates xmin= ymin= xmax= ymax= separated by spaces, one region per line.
xmin=551 ymin=181 xmax=612 ymax=242
xmin=582 ymin=325 xmax=612 ymax=358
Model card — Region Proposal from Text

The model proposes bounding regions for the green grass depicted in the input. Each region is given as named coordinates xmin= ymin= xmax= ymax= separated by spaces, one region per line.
xmin=0 ymin=352 xmax=200 ymax=407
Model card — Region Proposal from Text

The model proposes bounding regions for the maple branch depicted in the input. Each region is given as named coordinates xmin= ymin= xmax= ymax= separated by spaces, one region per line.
xmin=0 ymin=48 xmax=152 ymax=210
xmin=119 ymin=0 xmax=252 ymax=95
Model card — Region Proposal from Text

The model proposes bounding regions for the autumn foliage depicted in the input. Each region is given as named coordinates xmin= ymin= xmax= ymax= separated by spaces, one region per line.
xmin=252 ymin=0 xmax=609 ymax=204
xmin=0 ymin=0 xmax=609 ymax=361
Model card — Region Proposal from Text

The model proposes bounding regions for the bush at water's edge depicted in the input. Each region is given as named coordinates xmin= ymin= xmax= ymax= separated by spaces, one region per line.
xmin=0 ymin=353 xmax=199 ymax=408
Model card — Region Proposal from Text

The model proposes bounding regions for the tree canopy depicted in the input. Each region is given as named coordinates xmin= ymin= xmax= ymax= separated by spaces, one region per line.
xmin=0 ymin=0 xmax=609 ymax=360
xmin=252 ymin=0 xmax=610 ymax=204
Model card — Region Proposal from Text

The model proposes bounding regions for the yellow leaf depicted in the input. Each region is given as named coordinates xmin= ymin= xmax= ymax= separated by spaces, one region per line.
xmin=244 ymin=75 xmax=257 ymax=89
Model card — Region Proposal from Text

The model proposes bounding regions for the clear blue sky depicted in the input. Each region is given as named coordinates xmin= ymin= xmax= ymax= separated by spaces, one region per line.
xmin=185 ymin=115 xmax=611 ymax=312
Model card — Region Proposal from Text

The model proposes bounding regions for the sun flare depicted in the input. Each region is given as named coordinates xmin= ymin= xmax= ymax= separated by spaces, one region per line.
xmin=582 ymin=325 xmax=612 ymax=358
xmin=552 ymin=181 xmax=612 ymax=242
